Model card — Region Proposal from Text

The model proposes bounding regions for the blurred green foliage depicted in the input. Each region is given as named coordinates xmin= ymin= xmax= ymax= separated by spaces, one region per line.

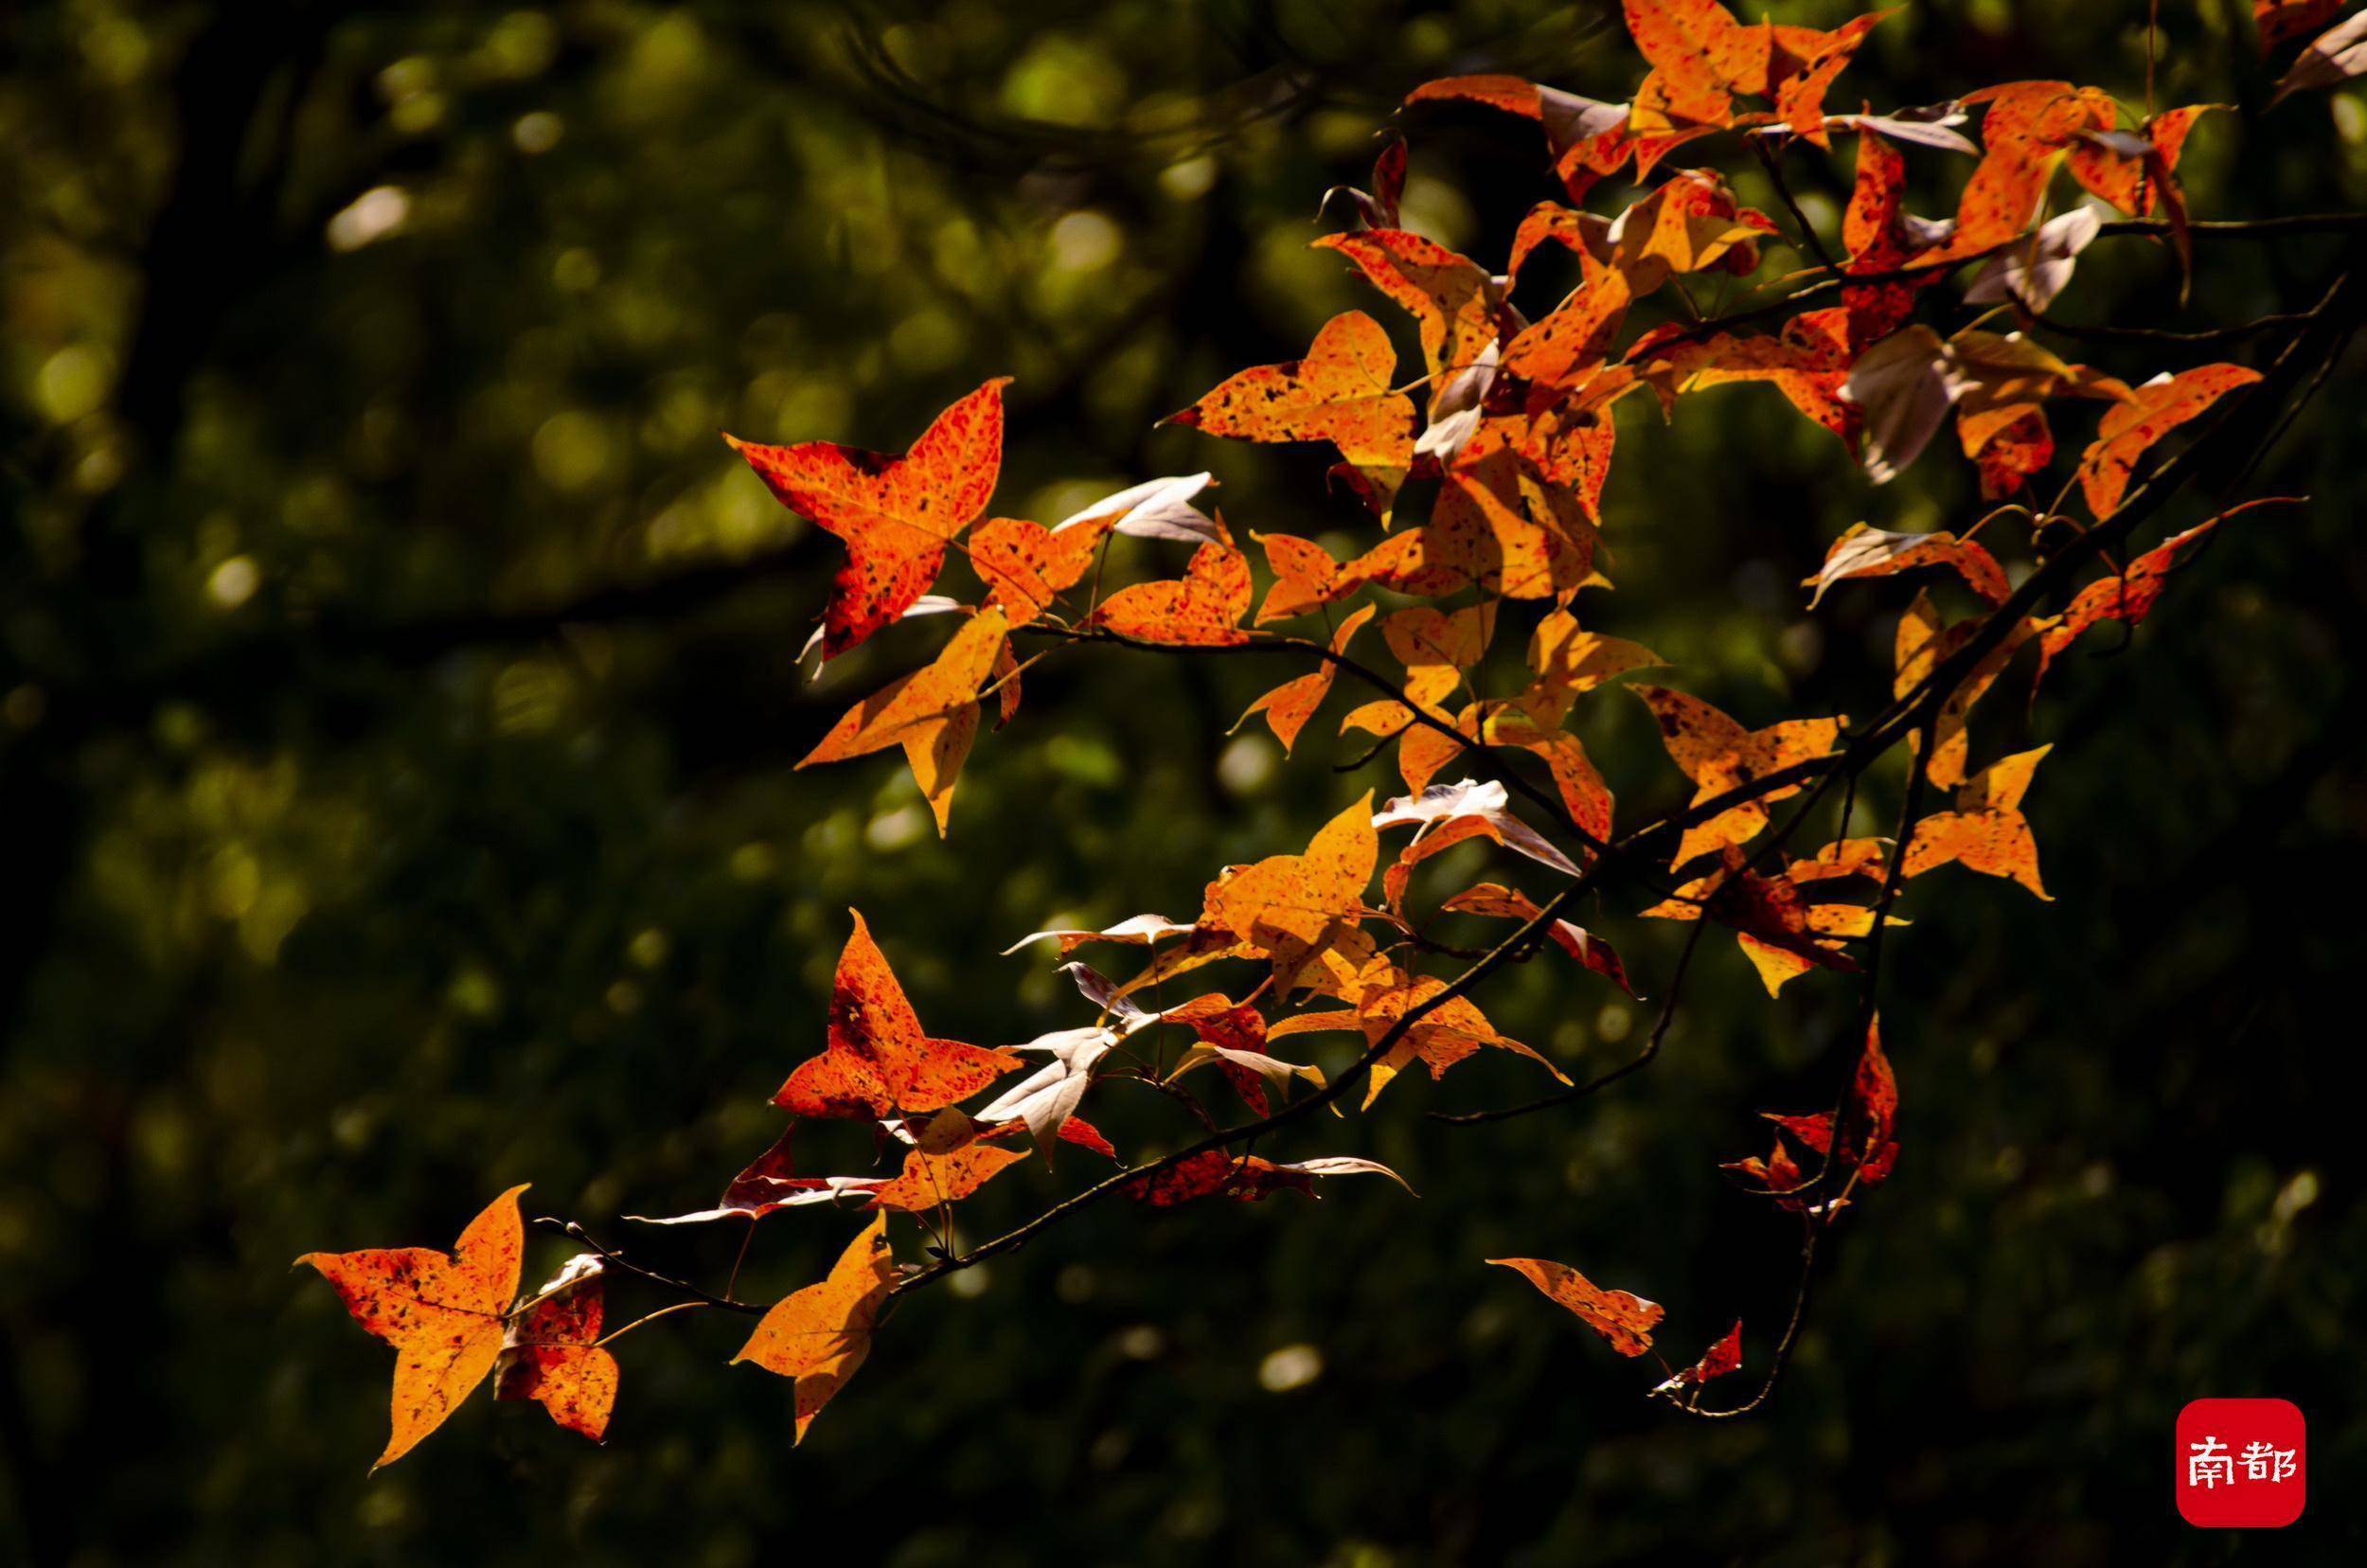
xmin=3 ymin=1 xmax=2364 ymax=1563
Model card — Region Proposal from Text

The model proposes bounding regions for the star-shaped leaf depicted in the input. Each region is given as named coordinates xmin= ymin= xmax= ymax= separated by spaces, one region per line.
xmin=296 ymin=1185 xmax=530 ymax=1469
xmin=773 ymin=911 xmax=1020 ymax=1120
xmin=732 ymin=1215 xmax=898 ymax=1444
xmin=726 ymin=380 xmax=1009 ymax=663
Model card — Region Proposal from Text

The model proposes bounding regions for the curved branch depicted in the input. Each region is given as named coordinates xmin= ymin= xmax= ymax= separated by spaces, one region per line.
xmin=885 ymin=873 xmax=1595 ymax=1300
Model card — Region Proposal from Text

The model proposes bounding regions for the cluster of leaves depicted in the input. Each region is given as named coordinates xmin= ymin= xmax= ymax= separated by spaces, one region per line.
xmin=302 ymin=0 xmax=2364 ymax=1458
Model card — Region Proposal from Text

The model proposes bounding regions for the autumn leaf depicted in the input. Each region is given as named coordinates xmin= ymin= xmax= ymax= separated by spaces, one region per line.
xmin=1625 ymin=0 xmax=1757 ymax=133
xmin=1943 ymin=329 xmax=2127 ymax=501
xmin=1632 ymin=686 xmax=1841 ymax=867
xmin=732 ymin=1214 xmax=898 ymax=1444
xmin=970 ymin=515 xmax=1112 ymax=626
xmin=1416 ymin=338 xmax=1503 ymax=464
xmin=1837 ymin=1016 xmax=1901 ymax=1189
xmin=1271 ymin=954 xmax=1567 ymax=1108
xmin=493 ymin=1253 xmax=619 ymax=1443
xmin=1000 ymin=912 xmax=1198 ymax=956
xmin=1488 ymin=1256 xmax=1663 ymax=1355
xmin=1900 ymin=744 xmax=2052 ymax=899
xmin=1438 ymin=881 xmax=1636 ymax=996
xmin=1054 ymin=472 xmax=1224 ymax=543
xmin=1655 ymin=1319 xmax=1744 ymax=1393
xmin=296 ymin=1184 xmax=529 ymax=1469
xmin=1237 ymin=603 xmax=1377 ymax=755
xmin=2075 ymin=365 xmax=2260 ymax=518
xmin=2066 ymin=105 xmax=2223 ymax=218
xmin=1771 ymin=13 xmax=1888 ymax=146
xmin=1827 ymin=126 xmax=1951 ymax=349
xmin=1485 ymin=715 xmax=1619 ymax=847
xmin=1403 ymin=76 xmax=1634 ymax=202
xmin=2270 ymin=9 xmax=2367 ymax=104
xmin=1805 ymin=523 xmax=2010 ymax=608
xmin=1348 ymin=452 xmax=1602 ymax=601
xmin=1312 ymin=230 xmax=1504 ymax=382
xmin=1166 ymin=312 xmax=1417 ymax=484
xmin=869 ymin=1140 xmax=1033 ymax=1212
xmin=1373 ymin=778 xmax=1585 ymax=919
xmin=796 ymin=606 xmax=1009 ymax=834
xmin=1516 ymin=608 xmax=1662 ymax=728
xmin=1121 ymin=1150 xmax=1414 ymax=1206
xmin=1254 ymin=532 xmax=1354 ymax=625
xmin=1964 ymin=206 xmax=2105 ymax=314
xmin=1642 ymin=846 xmax=1862 ymax=983
xmin=1614 ymin=170 xmax=1778 ymax=294
xmin=1721 ymin=1130 xmax=1807 ymax=1198
xmin=2035 ymin=518 xmax=2225 ymax=683
xmin=1087 ymin=540 xmax=1255 ymax=647
xmin=625 ymin=1127 xmax=884 ymax=1226
xmin=2258 ymin=0 xmax=2347 ymax=53
xmin=1199 ymin=792 xmax=1378 ymax=990
xmin=1320 ymin=134 xmax=1408 ymax=232
xmin=1625 ymin=0 xmax=1887 ymax=142
xmin=1844 ymin=326 xmax=1958 ymax=483
xmin=773 ymin=910 xmax=1020 ymax=1120
xmin=1935 ymin=81 xmax=2115 ymax=260
xmin=971 ymin=1025 xmax=1120 ymax=1154
xmin=1382 ymin=602 xmax=1495 ymax=709
xmin=1891 ymin=590 xmax=2036 ymax=791
xmin=726 ymin=379 xmax=1008 ymax=663
xmin=1501 ymin=264 xmax=1632 ymax=393
xmin=1163 ymin=994 xmax=1328 ymax=1114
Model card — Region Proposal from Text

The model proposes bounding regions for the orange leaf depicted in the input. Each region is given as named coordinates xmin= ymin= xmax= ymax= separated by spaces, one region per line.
xmin=1488 ymin=1256 xmax=1664 ymax=1355
xmin=1625 ymin=0 xmax=1753 ymax=132
xmin=1088 ymin=541 xmax=1254 ymax=647
xmin=1934 ymin=82 xmax=2112 ymax=260
xmin=1633 ymin=686 xmax=1840 ymax=866
xmin=1121 ymin=1150 xmax=1413 ymax=1206
xmin=1519 ymin=608 xmax=1662 ymax=727
xmin=970 ymin=516 xmax=1111 ymax=627
xmin=796 ymin=606 xmax=1009 ymax=834
xmin=2036 ymin=518 xmax=2222 ymax=683
xmin=1771 ymin=12 xmax=1886 ymax=146
xmin=1166 ymin=312 xmax=1416 ymax=479
xmin=297 ymin=1185 xmax=529 ymax=1469
xmin=1272 ymin=954 xmax=1565 ymax=1107
xmin=2075 ymin=364 xmax=2260 ymax=518
xmin=1254 ymin=532 xmax=1355 ymax=625
xmin=1312 ymin=231 xmax=1504 ymax=382
xmin=2067 ymin=105 xmax=2222 ymax=217
xmin=868 ymin=1142 xmax=1032 ymax=1211
xmin=1805 ymin=523 xmax=2010 ymax=608
xmin=773 ymin=910 xmax=1020 ymax=1119
xmin=1900 ymin=744 xmax=2052 ymax=900
xmin=1199 ymin=793 xmax=1378 ymax=990
xmin=725 ymin=379 xmax=1008 ymax=663
xmin=1237 ymin=603 xmax=1376 ymax=755
xmin=731 ymin=1215 xmax=897 ymax=1444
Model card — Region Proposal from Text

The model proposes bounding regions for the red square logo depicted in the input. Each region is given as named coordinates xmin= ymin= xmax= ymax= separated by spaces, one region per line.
xmin=2176 ymin=1399 xmax=2305 ymax=1527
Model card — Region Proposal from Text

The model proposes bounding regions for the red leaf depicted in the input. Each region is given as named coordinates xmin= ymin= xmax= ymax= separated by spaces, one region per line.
xmin=725 ymin=380 xmax=1008 ymax=662
xmin=773 ymin=910 xmax=1020 ymax=1119
xmin=1659 ymin=1319 xmax=1744 ymax=1391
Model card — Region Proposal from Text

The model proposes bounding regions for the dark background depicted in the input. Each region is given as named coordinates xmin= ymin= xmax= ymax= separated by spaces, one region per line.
xmin=3 ymin=1 xmax=2361 ymax=1562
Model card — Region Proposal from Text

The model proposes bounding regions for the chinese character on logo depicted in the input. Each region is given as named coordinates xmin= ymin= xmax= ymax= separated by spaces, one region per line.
xmin=2177 ymin=1399 xmax=2305 ymax=1528
xmin=2186 ymin=1435 xmax=2234 ymax=1490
